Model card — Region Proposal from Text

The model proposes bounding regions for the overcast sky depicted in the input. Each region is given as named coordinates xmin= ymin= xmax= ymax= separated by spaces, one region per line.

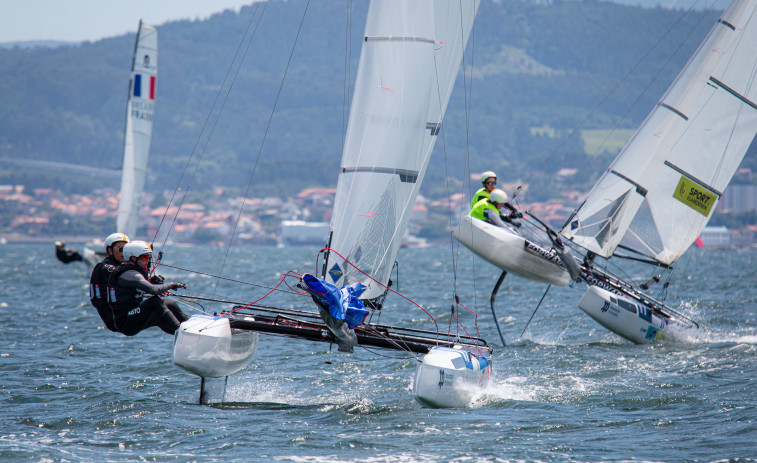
xmin=0 ymin=0 xmax=256 ymax=43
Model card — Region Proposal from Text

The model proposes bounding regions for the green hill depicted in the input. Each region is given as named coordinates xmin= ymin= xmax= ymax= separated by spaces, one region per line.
xmin=0 ymin=0 xmax=726 ymax=202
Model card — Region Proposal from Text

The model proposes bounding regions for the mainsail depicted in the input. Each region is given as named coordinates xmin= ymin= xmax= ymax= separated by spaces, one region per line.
xmin=561 ymin=1 xmax=757 ymax=265
xmin=326 ymin=0 xmax=480 ymax=300
xmin=117 ymin=21 xmax=158 ymax=238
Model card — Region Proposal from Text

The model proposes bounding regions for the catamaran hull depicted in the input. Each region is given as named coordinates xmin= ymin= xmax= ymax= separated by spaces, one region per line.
xmin=173 ymin=314 xmax=259 ymax=378
xmin=82 ymin=247 xmax=103 ymax=267
xmin=412 ymin=346 xmax=491 ymax=408
xmin=453 ymin=216 xmax=570 ymax=286
xmin=578 ymin=285 xmax=672 ymax=344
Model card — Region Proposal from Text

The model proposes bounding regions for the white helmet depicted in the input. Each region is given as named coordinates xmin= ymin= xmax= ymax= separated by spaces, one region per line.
xmin=489 ymin=189 xmax=508 ymax=204
xmin=105 ymin=232 xmax=130 ymax=250
xmin=123 ymin=240 xmax=152 ymax=262
xmin=480 ymin=171 xmax=497 ymax=183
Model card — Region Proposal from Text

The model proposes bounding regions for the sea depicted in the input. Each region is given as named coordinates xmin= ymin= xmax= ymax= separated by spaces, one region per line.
xmin=1 ymin=243 xmax=755 ymax=462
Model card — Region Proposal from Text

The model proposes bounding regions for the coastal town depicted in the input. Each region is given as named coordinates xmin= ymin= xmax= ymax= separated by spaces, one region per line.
xmin=3 ymin=170 xmax=757 ymax=249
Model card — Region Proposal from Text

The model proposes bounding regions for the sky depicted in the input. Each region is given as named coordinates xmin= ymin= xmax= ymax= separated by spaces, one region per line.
xmin=0 ymin=0 xmax=256 ymax=43
xmin=0 ymin=0 xmax=730 ymax=44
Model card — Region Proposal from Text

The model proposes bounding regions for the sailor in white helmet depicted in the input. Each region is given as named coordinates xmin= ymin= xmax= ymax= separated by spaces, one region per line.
xmin=107 ymin=241 xmax=189 ymax=336
xmin=89 ymin=232 xmax=130 ymax=331
xmin=469 ymin=189 xmax=523 ymax=228
xmin=471 ymin=171 xmax=498 ymax=208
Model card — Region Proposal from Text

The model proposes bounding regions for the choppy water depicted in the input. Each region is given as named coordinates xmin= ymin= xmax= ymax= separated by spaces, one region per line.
xmin=1 ymin=243 xmax=755 ymax=462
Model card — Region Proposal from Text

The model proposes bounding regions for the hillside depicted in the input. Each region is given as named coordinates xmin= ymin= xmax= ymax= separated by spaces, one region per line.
xmin=0 ymin=0 xmax=733 ymax=202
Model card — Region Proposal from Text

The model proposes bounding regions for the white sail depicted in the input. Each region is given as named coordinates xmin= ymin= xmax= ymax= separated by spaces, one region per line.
xmin=561 ymin=0 xmax=757 ymax=265
xmin=325 ymin=0 xmax=479 ymax=300
xmin=117 ymin=21 xmax=158 ymax=238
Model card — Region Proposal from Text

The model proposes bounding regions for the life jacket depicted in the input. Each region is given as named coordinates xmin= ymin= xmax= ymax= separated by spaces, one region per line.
xmin=471 ymin=187 xmax=491 ymax=208
xmin=469 ymin=198 xmax=499 ymax=222
xmin=90 ymin=255 xmax=119 ymax=331
xmin=107 ymin=262 xmax=150 ymax=316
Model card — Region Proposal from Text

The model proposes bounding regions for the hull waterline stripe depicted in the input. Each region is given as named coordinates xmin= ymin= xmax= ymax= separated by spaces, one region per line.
xmin=709 ymin=76 xmax=757 ymax=112
xmin=610 ymin=170 xmax=648 ymax=196
xmin=663 ymin=161 xmax=723 ymax=196
xmin=342 ymin=166 xmax=419 ymax=183
xmin=659 ymin=102 xmax=689 ymax=121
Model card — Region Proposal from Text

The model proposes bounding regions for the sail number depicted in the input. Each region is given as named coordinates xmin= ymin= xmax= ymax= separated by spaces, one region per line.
xmin=672 ymin=176 xmax=717 ymax=216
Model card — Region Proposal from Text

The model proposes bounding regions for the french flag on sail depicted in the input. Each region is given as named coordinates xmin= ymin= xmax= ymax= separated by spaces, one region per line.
xmin=133 ymin=74 xmax=156 ymax=100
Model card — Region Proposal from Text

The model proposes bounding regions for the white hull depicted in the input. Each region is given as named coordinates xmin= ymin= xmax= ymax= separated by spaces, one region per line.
xmin=278 ymin=220 xmax=330 ymax=247
xmin=173 ymin=314 xmax=259 ymax=378
xmin=578 ymin=285 xmax=675 ymax=344
xmin=82 ymin=247 xmax=99 ymax=266
xmin=453 ymin=216 xmax=570 ymax=286
xmin=412 ymin=346 xmax=491 ymax=408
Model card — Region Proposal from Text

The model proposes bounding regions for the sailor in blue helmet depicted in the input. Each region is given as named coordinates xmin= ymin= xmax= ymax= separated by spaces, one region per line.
xmin=107 ymin=241 xmax=189 ymax=336
xmin=89 ymin=232 xmax=130 ymax=331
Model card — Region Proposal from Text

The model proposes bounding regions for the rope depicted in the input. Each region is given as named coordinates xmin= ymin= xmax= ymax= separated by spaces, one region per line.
xmin=211 ymin=0 xmax=313 ymax=308
xmin=150 ymin=2 xmax=267 ymax=249
xmin=511 ymin=2 xmax=715 ymax=201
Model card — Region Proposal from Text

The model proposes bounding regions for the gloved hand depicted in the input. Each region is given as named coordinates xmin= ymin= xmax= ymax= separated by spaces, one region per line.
xmin=170 ymin=282 xmax=188 ymax=290
xmin=511 ymin=211 xmax=523 ymax=219
xmin=149 ymin=274 xmax=165 ymax=284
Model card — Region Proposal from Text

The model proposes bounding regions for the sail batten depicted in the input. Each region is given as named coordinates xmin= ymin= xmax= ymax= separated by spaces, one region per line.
xmin=327 ymin=0 xmax=480 ymax=300
xmin=561 ymin=0 xmax=757 ymax=265
xmin=710 ymin=76 xmax=757 ymax=110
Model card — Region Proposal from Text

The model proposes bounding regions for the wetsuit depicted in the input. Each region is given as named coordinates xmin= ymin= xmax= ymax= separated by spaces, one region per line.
xmin=89 ymin=255 xmax=119 ymax=331
xmin=56 ymin=247 xmax=83 ymax=263
xmin=107 ymin=262 xmax=189 ymax=336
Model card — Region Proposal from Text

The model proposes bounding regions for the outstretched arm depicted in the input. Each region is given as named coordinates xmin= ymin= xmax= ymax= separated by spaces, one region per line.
xmin=118 ymin=270 xmax=187 ymax=296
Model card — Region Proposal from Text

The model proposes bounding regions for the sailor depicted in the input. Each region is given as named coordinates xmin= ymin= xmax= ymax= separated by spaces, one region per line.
xmin=54 ymin=241 xmax=83 ymax=264
xmin=471 ymin=171 xmax=498 ymax=208
xmin=469 ymin=189 xmax=522 ymax=227
xmin=89 ymin=233 xmax=130 ymax=331
xmin=107 ymin=240 xmax=189 ymax=336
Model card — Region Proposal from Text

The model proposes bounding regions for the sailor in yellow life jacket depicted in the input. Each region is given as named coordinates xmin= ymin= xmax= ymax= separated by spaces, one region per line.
xmin=471 ymin=171 xmax=497 ymax=208
xmin=469 ymin=189 xmax=523 ymax=227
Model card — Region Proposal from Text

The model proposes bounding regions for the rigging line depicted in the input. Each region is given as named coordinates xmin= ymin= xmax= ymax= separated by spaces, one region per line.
xmin=356 ymin=327 xmax=424 ymax=361
xmin=317 ymin=247 xmax=441 ymax=336
xmin=435 ymin=53 xmax=458 ymax=293
xmin=490 ymin=271 xmax=508 ymax=347
xmin=158 ymin=262 xmax=305 ymax=296
xmin=226 ymin=271 xmax=305 ymax=313
xmin=585 ymin=2 xmax=717 ymax=164
xmin=166 ymin=5 xmax=268 ymax=250
xmin=357 ymin=345 xmax=418 ymax=361
xmin=211 ymin=0 xmax=313 ymax=306
xmin=150 ymin=3 xmax=266 ymax=248
xmin=515 ymin=2 xmax=714 ymax=193
xmin=341 ymin=0 xmax=353 ymax=149
xmin=459 ymin=0 xmax=478 ymax=315
xmin=520 ymin=284 xmax=551 ymax=338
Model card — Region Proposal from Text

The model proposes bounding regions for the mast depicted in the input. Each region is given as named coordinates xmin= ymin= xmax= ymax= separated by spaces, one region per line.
xmin=326 ymin=0 xmax=480 ymax=301
xmin=117 ymin=21 xmax=158 ymax=238
xmin=561 ymin=0 xmax=757 ymax=266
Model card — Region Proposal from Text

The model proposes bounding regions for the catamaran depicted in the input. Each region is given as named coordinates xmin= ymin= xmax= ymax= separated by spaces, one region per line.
xmin=558 ymin=0 xmax=757 ymax=343
xmin=172 ymin=0 xmax=491 ymax=408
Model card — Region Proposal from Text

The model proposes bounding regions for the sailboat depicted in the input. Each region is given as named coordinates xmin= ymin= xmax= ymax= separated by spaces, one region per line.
xmin=80 ymin=21 xmax=158 ymax=265
xmin=558 ymin=0 xmax=757 ymax=343
xmin=173 ymin=0 xmax=491 ymax=408
xmin=118 ymin=20 xmax=158 ymax=240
